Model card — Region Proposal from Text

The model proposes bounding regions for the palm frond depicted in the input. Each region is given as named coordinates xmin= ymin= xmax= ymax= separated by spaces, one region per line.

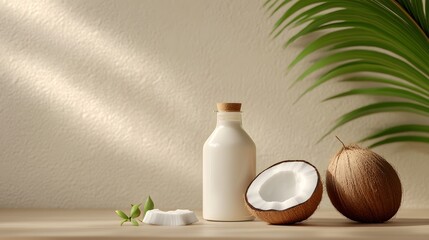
xmin=396 ymin=0 xmax=429 ymax=37
xmin=360 ymin=124 xmax=429 ymax=141
xmin=369 ymin=135 xmax=429 ymax=148
xmin=341 ymin=77 xmax=429 ymax=98
xmin=320 ymin=102 xmax=429 ymax=141
xmin=267 ymin=0 xmax=429 ymax=147
xmin=324 ymin=87 xmax=429 ymax=106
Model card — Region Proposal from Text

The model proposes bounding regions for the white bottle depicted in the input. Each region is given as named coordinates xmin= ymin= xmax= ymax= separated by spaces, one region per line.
xmin=203 ymin=103 xmax=256 ymax=221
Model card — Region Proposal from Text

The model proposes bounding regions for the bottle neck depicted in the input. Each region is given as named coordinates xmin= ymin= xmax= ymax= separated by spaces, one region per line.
xmin=216 ymin=112 xmax=242 ymax=127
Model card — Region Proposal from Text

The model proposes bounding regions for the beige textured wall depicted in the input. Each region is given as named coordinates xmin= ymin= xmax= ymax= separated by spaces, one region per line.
xmin=1 ymin=0 xmax=428 ymax=210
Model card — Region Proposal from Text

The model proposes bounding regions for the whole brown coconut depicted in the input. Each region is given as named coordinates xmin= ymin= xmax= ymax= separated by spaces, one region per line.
xmin=326 ymin=138 xmax=402 ymax=223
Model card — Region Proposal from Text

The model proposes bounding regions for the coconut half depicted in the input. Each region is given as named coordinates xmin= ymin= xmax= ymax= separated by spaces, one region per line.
xmin=245 ymin=160 xmax=322 ymax=224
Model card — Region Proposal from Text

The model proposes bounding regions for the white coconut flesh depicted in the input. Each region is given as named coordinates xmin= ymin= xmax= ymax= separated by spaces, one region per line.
xmin=246 ymin=161 xmax=318 ymax=211
xmin=143 ymin=209 xmax=198 ymax=226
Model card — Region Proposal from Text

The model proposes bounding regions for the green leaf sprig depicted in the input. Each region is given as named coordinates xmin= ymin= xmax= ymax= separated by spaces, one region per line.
xmin=115 ymin=196 xmax=155 ymax=226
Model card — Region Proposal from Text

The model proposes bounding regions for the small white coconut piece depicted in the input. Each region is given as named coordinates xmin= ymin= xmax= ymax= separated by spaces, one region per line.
xmin=143 ymin=209 xmax=198 ymax=226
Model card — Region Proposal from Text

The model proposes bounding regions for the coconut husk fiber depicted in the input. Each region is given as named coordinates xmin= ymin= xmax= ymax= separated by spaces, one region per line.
xmin=326 ymin=144 xmax=402 ymax=223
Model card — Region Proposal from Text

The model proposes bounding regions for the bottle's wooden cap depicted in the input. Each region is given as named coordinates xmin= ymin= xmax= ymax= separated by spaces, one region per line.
xmin=217 ymin=103 xmax=242 ymax=112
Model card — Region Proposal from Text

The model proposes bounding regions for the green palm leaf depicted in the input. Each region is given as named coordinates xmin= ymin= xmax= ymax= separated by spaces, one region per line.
xmin=369 ymin=136 xmax=429 ymax=148
xmin=320 ymin=102 xmax=429 ymax=141
xmin=341 ymin=77 xmax=429 ymax=97
xmin=266 ymin=0 xmax=429 ymax=147
xmin=324 ymin=87 xmax=429 ymax=106
xmin=360 ymin=124 xmax=429 ymax=142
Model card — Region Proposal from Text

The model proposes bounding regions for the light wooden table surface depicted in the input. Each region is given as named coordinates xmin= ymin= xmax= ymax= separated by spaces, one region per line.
xmin=0 ymin=209 xmax=428 ymax=239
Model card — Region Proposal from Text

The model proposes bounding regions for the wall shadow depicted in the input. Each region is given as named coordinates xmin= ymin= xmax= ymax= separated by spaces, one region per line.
xmin=0 ymin=67 xmax=191 ymax=209
xmin=0 ymin=1 xmax=205 ymax=209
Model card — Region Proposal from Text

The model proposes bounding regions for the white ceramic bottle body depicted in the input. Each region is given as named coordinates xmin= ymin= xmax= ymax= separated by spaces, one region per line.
xmin=203 ymin=112 xmax=256 ymax=221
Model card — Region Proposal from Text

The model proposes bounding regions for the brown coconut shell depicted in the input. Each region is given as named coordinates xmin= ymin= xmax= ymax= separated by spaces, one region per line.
xmin=326 ymin=144 xmax=402 ymax=223
xmin=245 ymin=160 xmax=323 ymax=225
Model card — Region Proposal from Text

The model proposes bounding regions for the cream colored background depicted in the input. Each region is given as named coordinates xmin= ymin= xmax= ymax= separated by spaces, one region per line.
xmin=0 ymin=0 xmax=428 ymax=209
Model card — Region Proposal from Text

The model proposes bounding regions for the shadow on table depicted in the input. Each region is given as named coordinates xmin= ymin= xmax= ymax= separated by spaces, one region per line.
xmin=290 ymin=218 xmax=429 ymax=227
